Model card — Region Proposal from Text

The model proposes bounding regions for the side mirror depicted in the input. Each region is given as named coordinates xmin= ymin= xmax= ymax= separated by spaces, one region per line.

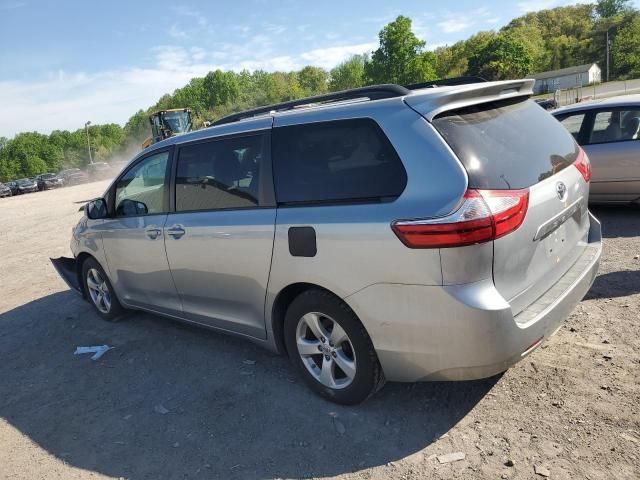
xmin=86 ymin=198 xmax=108 ymax=219
xmin=116 ymin=199 xmax=148 ymax=216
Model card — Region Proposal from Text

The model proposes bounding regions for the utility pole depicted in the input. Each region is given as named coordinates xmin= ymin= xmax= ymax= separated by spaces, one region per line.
xmin=606 ymin=29 xmax=610 ymax=82
xmin=84 ymin=121 xmax=93 ymax=164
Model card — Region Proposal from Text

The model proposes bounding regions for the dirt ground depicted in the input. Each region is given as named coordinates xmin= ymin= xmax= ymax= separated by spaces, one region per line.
xmin=0 ymin=181 xmax=638 ymax=480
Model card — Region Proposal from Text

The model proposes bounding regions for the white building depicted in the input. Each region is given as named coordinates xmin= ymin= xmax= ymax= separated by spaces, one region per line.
xmin=531 ymin=63 xmax=602 ymax=94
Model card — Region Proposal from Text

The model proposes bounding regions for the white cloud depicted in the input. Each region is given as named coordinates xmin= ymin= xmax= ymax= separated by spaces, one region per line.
xmin=426 ymin=42 xmax=448 ymax=52
xmin=516 ymin=0 xmax=591 ymax=13
xmin=437 ymin=8 xmax=501 ymax=34
xmin=169 ymin=24 xmax=188 ymax=39
xmin=0 ymin=1 xmax=27 ymax=10
xmin=438 ymin=15 xmax=473 ymax=34
xmin=170 ymin=5 xmax=208 ymax=26
xmin=265 ymin=23 xmax=286 ymax=35
xmin=0 ymin=41 xmax=377 ymax=137
xmin=299 ymin=42 xmax=376 ymax=69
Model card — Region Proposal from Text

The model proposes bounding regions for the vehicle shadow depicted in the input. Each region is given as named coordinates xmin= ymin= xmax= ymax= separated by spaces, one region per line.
xmin=590 ymin=204 xmax=640 ymax=239
xmin=0 ymin=291 xmax=496 ymax=480
xmin=584 ymin=270 xmax=640 ymax=300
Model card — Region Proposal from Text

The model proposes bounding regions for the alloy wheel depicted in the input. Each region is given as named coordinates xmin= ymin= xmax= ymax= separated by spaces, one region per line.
xmin=295 ymin=312 xmax=357 ymax=389
xmin=86 ymin=268 xmax=111 ymax=314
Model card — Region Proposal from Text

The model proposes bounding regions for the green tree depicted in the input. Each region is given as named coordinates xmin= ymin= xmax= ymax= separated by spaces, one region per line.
xmin=364 ymin=16 xmax=436 ymax=84
xmin=202 ymin=70 xmax=240 ymax=107
xmin=124 ymin=110 xmax=150 ymax=144
xmin=298 ymin=66 xmax=329 ymax=95
xmin=329 ymin=54 xmax=367 ymax=91
xmin=595 ymin=0 xmax=632 ymax=18
xmin=435 ymin=31 xmax=497 ymax=78
xmin=172 ymin=77 xmax=207 ymax=114
xmin=501 ymin=21 xmax=546 ymax=72
xmin=468 ymin=34 xmax=533 ymax=80
xmin=611 ymin=14 xmax=640 ymax=77
xmin=434 ymin=42 xmax=468 ymax=79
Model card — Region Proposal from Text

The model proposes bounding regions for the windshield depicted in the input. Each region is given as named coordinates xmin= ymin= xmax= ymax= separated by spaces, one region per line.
xmin=162 ymin=111 xmax=191 ymax=134
xmin=41 ymin=173 xmax=56 ymax=179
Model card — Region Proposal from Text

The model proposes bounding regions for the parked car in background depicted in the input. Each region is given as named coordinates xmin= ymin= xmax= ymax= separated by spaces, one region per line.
xmin=553 ymin=95 xmax=640 ymax=205
xmin=36 ymin=173 xmax=64 ymax=191
xmin=59 ymin=168 xmax=89 ymax=186
xmin=7 ymin=181 xmax=19 ymax=195
xmin=0 ymin=182 xmax=11 ymax=197
xmin=15 ymin=178 xmax=38 ymax=194
xmin=53 ymin=79 xmax=601 ymax=404
xmin=535 ymin=98 xmax=557 ymax=110
xmin=88 ymin=162 xmax=113 ymax=180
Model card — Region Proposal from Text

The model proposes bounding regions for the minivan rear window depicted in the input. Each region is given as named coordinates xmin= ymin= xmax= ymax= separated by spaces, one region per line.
xmin=433 ymin=98 xmax=579 ymax=189
xmin=272 ymin=118 xmax=406 ymax=205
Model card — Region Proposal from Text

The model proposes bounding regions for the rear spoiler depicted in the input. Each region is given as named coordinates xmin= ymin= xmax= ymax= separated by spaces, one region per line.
xmin=404 ymin=79 xmax=535 ymax=122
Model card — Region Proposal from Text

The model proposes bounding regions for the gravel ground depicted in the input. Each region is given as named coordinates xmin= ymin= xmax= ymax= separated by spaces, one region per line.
xmin=0 ymin=181 xmax=638 ymax=480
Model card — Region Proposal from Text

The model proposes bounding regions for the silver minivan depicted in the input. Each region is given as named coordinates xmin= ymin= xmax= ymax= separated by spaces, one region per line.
xmin=53 ymin=79 xmax=602 ymax=404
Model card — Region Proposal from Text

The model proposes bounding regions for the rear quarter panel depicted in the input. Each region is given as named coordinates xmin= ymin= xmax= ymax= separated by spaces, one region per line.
xmin=265 ymin=99 xmax=469 ymax=340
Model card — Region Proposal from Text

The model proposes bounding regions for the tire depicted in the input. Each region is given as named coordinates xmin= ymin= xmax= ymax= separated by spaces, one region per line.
xmin=81 ymin=257 xmax=124 ymax=321
xmin=284 ymin=289 xmax=385 ymax=405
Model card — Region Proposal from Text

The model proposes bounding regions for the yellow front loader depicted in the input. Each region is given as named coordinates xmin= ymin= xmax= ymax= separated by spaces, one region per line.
xmin=142 ymin=108 xmax=193 ymax=149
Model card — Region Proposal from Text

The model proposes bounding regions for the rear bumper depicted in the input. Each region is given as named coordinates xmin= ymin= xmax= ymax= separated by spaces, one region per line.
xmin=50 ymin=257 xmax=83 ymax=295
xmin=346 ymin=212 xmax=602 ymax=382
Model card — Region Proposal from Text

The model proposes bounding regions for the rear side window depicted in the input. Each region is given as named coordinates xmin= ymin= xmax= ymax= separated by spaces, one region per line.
xmin=175 ymin=134 xmax=264 ymax=212
xmin=433 ymin=98 xmax=579 ymax=189
xmin=588 ymin=109 xmax=640 ymax=144
xmin=272 ymin=118 xmax=406 ymax=204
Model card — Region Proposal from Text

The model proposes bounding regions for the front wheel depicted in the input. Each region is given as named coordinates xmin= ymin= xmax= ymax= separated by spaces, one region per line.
xmin=284 ymin=289 xmax=385 ymax=405
xmin=82 ymin=257 xmax=124 ymax=321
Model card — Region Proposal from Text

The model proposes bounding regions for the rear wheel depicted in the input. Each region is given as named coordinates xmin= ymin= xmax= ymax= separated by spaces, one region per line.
xmin=82 ymin=257 xmax=124 ymax=321
xmin=284 ymin=289 xmax=385 ymax=405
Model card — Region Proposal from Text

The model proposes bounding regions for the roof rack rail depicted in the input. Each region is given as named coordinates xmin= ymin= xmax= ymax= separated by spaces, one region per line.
xmin=405 ymin=76 xmax=487 ymax=90
xmin=211 ymin=84 xmax=410 ymax=126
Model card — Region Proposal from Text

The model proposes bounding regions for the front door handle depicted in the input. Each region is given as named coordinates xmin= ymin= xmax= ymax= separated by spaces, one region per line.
xmin=145 ymin=225 xmax=162 ymax=240
xmin=166 ymin=225 xmax=185 ymax=239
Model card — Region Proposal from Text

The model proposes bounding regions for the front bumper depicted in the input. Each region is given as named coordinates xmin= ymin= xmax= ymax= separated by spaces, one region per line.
xmin=50 ymin=257 xmax=82 ymax=294
xmin=346 ymin=213 xmax=602 ymax=382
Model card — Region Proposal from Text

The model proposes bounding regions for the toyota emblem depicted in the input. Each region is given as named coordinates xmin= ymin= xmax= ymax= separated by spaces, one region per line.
xmin=556 ymin=181 xmax=567 ymax=201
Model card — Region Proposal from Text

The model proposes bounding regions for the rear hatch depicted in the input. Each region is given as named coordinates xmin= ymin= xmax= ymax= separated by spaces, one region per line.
xmin=426 ymin=93 xmax=590 ymax=315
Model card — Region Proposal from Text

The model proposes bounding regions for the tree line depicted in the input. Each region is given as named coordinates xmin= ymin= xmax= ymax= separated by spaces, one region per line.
xmin=1 ymin=0 xmax=639 ymax=182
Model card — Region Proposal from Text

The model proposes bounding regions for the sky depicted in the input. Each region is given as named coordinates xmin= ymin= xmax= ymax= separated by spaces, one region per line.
xmin=0 ymin=0 xmax=638 ymax=137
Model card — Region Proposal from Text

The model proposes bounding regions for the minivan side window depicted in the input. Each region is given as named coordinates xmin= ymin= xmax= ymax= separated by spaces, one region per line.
xmin=175 ymin=134 xmax=264 ymax=212
xmin=115 ymin=151 xmax=169 ymax=217
xmin=272 ymin=118 xmax=407 ymax=204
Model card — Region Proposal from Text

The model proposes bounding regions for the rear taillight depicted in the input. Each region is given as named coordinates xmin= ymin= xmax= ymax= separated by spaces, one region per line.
xmin=392 ymin=189 xmax=529 ymax=248
xmin=574 ymin=148 xmax=591 ymax=182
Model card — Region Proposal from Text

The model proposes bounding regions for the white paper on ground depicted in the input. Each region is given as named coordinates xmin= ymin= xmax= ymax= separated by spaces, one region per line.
xmin=74 ymin=345 xmax=111 ymax=360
